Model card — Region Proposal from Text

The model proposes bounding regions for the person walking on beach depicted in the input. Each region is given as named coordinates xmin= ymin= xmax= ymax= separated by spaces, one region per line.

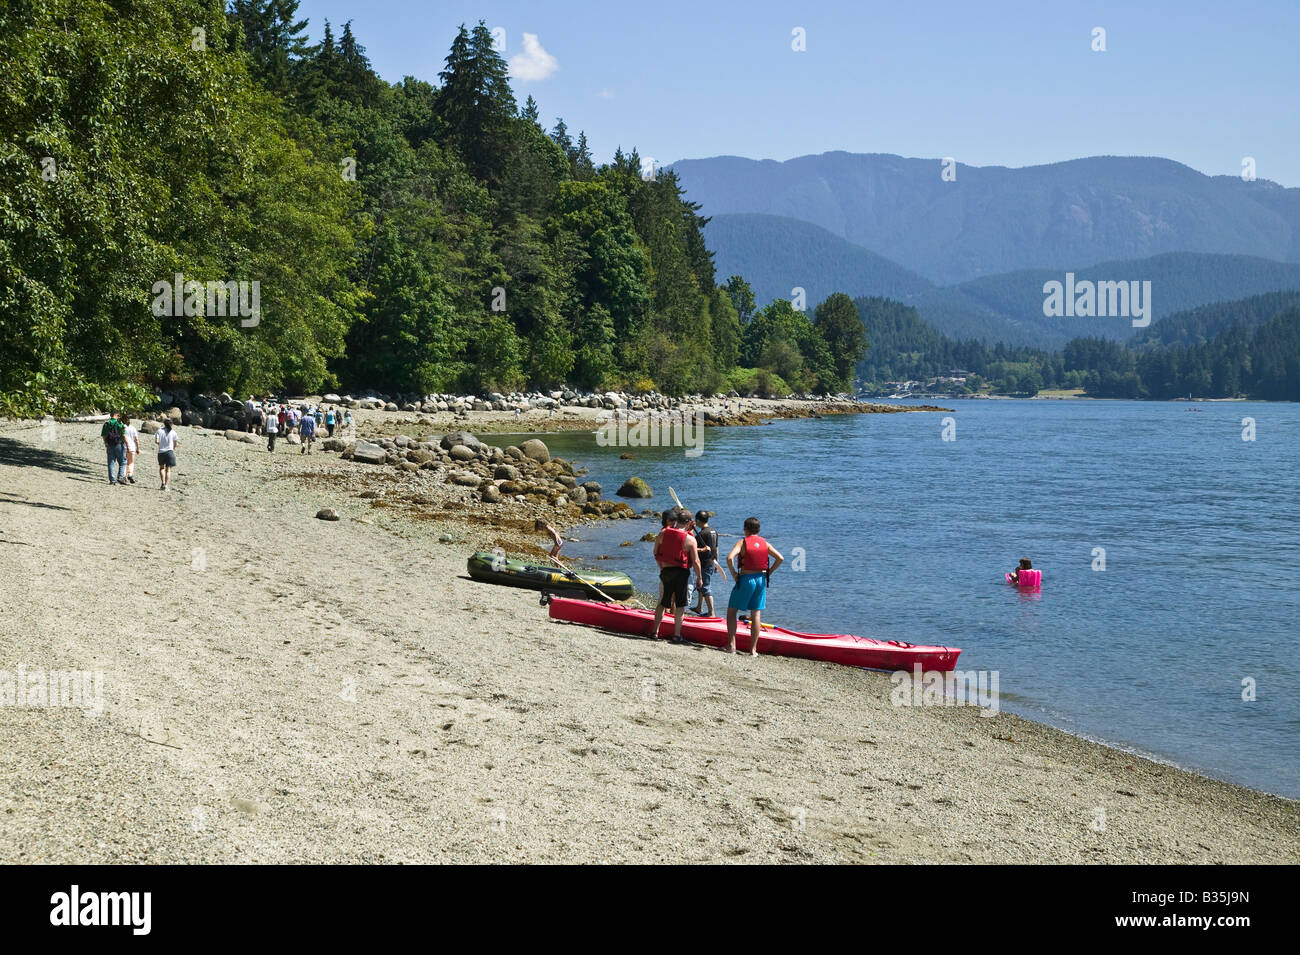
xmin=299 ymin=407 xmax=317 ymax=454
xmin=244 ymin=396 xmax=257 ymax=432
xmin=690 ymin=510 xmax=726 ymax=617
xmin=101 ymin=412 xmax=127 ymax=485
xmin=155 ymin=418 xmax=178 ymax=491
xmin=725 ymin=517 xmax=784 ymax=655
xmin=325 ymin=407 xmax=336 ymax=437
xmin=122 ymin=416 xmax=140 ymax=485
xmin=651 ymin=509 xmax=703 ymax=643
xmin=265 ymin=409 xmax=279 ymax=452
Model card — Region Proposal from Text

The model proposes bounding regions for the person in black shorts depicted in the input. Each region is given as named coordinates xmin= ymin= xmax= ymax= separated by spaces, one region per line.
xmin=650 ymin=508 xmax=702 ymax=643
xmin=689 ymin=510 xmax=726 ymax=616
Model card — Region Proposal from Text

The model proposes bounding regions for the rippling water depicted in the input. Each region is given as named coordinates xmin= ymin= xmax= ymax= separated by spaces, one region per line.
xmin=504 ymin=400 xmax=1300 ymax=797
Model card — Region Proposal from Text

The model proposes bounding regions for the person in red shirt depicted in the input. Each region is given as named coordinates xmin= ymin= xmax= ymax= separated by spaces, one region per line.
xmin=650 ymin=508 xmax=702 ymax=644
xmin=725 ymin=517 xmax=784 ymax=655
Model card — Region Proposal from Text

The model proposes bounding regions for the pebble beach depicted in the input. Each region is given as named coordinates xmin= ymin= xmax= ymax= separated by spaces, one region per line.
xmin=2 ymin=404 xmax=1297 ymax=864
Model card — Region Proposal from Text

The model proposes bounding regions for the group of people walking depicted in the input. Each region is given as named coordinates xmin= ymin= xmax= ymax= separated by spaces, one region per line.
xmin=97 ymin=397 xmax=355 ymax=489
xmin=651 ymin=508 xmax=784 ymax=654
xmin=100 ymin=412 xmax=177 ymax=490
xmin=243 ymin=397 xmax=351 ymax=453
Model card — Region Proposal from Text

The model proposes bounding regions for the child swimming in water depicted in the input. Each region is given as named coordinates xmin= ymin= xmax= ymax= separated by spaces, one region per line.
xmin=1009 ymin=558 xmax=1032 ymax=584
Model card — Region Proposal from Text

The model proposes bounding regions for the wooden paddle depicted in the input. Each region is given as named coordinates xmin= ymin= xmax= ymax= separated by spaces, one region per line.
xmin=546 ymin=553 xmax=646 ymax=609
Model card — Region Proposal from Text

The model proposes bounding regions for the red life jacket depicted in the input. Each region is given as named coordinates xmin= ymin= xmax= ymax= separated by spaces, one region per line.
xmin=658 ymin=527 xmax=690 ymax=569
xmin=739 ymin=535 xmax=769 ymax=573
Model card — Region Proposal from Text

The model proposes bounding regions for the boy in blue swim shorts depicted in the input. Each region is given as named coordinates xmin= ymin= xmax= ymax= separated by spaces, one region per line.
xmin=725 ymin=517 xmax=784 ymax=656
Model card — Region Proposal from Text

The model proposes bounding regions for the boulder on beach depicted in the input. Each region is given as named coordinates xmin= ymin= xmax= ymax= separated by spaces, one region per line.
xmin=480 ymin=483 xmax=502 ymax=503
xmin=352 ymin=440 xmax=388 ymax=465
xmin=616 ymin=476 xmax=653 ymax=498
xmin=520 ymin=438 xmax=550 ymax=463
xmin=315 ymin=507 xmax=340 ymax=521
xmin=440 ymin=430 xmax=481 ymax=450
xmin=449 ymin=444 xmax=476 ymax=461
xmin=493 ymin=464 xmax=521 ymax=481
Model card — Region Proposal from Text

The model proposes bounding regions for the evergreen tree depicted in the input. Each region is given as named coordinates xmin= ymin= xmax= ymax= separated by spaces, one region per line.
xmin=725 ymin=275 xmax=757 ymax=324
xmin=437 ymin=21 xmax=517 ymax=185
xmin=814 ymin=292 xmax=868 ymax=390
xmin=228 ymin=0 xmax=310 ymax=95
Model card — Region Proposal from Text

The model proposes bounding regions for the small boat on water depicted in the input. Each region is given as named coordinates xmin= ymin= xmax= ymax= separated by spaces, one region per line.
xmin=544 ymin=596 xmax=961 ymax=671
xmin=467 ymin=552 xmax=634 ymax=601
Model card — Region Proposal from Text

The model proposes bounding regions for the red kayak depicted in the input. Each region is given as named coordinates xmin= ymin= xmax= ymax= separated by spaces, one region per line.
xmin=545 ymin=597 xmax=961 ymax=672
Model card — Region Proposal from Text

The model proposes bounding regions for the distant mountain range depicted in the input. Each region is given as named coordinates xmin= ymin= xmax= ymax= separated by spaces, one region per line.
xmin=908 ymin=252 xmax=1300 ymax=348
xmin=677 ymin=152 xmax=1300 ymax=286
xmin=704 ymin=210 xmax=1300 ymax=349
xmin=703 ymin=213 xmax=933 ymax=308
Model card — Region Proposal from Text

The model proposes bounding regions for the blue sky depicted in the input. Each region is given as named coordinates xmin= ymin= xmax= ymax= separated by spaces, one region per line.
xmin=295 ymin=0 xmax=1300 ymax=186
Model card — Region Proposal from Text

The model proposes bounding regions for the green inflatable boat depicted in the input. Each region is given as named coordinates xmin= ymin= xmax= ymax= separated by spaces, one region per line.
xmin=466 ymin=551 xmax=635 ymax=601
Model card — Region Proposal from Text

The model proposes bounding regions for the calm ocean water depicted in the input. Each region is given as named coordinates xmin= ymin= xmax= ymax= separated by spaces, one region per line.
xmin=505 ymin=400 xmax=1300 ymax=797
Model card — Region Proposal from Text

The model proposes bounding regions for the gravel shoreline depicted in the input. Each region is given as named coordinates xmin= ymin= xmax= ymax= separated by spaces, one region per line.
xmin=2 ymin=416 xmax=1296 ymax=863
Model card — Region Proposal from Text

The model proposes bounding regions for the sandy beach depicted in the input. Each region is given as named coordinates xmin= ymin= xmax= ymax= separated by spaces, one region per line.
xmin=2 ymin=415 xmax=1297 ymax=864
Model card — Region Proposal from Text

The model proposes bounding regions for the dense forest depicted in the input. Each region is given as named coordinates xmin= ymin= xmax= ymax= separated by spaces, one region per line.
xmin=855 ymin=293 xmax=1300 ymax=401
xmin=0 ymin=0 xmax=865 ymax=416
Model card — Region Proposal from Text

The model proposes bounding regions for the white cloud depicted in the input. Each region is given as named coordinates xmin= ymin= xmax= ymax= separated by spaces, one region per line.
xmin=509 ymin=34 xmax=558 ymax=82
xmin=597 ymin=89 xmax=615 ymax=100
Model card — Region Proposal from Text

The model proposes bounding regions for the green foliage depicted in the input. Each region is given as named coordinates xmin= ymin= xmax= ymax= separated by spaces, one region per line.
xmin=725 ymin=367 xmax=792 ymax=398
xmin=0 ymin=7 xmax=817 ymax=408
xmin=725 ymin=275 xmax=756 ymax=324
xmin=0 ymin=0 xmax=361 ymax=413
xmin=856 ymin=293 xmax=1300 ymax=400
xmin=814 ymin=292 xmax=868 ymax=389
xmin=739 ymin=298 xmax=845 ymax=393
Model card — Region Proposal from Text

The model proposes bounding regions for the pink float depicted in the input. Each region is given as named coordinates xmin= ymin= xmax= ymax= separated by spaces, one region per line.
xmin=1007 ymin=569 xmax=1042 ymax=589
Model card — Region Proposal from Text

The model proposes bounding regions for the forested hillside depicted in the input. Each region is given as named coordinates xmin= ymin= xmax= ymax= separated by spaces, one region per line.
xmin=855 ymin=292 xmax=1300 ymax=401
xmin=0 ymin=0 xmax=866 ymax=414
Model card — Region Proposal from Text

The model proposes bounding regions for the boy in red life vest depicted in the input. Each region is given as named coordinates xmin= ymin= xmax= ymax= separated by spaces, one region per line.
xmin=725 ymin=517 xmax=784 ymax=655
xmin=651 ymin=508 xmax=703 ymax=644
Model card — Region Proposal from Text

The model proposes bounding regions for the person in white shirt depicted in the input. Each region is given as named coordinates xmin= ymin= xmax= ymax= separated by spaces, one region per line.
xmin=122 ymin=418 xmax=140 ymax=484
xmin=265 ymin=408 xmax=279 ymax=452
xmin=155 ymin=419 xmax=178 ymax=490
